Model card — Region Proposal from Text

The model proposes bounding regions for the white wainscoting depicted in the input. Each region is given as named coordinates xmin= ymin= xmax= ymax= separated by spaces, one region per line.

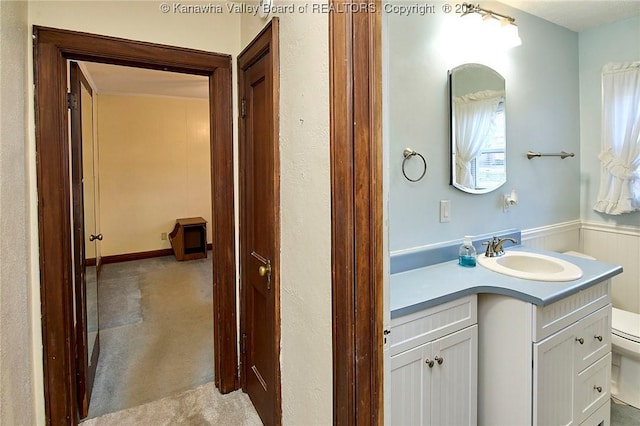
xmin=581 ymin=222 xmax=640 ymax=314
xmin=521 ymin=220 xmax=639 ymax=314
xmin=521 ymin=220 xmax=582 ymax=253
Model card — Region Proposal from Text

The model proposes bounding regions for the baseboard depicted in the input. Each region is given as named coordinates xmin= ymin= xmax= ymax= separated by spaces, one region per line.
xmin=102 ymin=243 xmax=213 ymax=264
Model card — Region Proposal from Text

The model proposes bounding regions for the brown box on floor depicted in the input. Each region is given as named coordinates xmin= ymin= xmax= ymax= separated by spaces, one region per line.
xmin=169 ymin=217 xmax=207 ymax=261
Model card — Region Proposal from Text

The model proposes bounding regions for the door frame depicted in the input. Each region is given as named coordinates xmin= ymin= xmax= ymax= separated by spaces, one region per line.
xmin=33 ymin=26 xmax=237 ymax=424
xmin=329 ymin=1 xmax=384 ymax=424
xmin=237 ymin=19 xmax=281 ymax=424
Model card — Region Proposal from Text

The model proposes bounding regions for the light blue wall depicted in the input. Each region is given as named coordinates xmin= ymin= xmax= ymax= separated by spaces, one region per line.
xmin=579 ymin=16 xmax=640 ymax=226
xmin=385 ymin=2 xmax=581 ymax=252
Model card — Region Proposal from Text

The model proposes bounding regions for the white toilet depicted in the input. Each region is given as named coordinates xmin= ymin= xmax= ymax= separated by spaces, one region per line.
xmin=611 ymin=307 xmax=640 ymax=408
xmin=565 ymin=251 xmax=640 ymax=409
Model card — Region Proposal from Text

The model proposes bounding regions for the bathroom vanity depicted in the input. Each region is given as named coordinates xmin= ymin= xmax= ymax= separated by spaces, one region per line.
xmin=389 ymin=246 xmax=622 ymax=426
xmin=479 ymin=281 xmax=611 ymax=425
xmin=389 ymin=295 xmax=478 ymax=425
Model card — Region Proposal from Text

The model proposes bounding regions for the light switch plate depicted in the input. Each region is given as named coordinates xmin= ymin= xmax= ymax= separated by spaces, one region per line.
xmin=440 ymin=200 xmax=451 ymax=223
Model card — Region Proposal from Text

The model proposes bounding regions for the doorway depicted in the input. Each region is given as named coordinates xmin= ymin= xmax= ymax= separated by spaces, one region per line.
xmin=34 ymin=27 xmax=237 ymax=424
xmin=71 ymin=60 xmax=216 ymax=419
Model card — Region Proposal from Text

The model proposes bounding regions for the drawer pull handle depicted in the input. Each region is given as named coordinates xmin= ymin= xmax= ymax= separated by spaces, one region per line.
xmin=575 ymin=337 xmax=584 ymax=344
xmin=594 ymin=335 xmax=603 ymax=342
xmin=435 ymin=355 xmax=444 ymax=365
xmin=425 ymin=358 xmax=434 ymax=368
xmin=594 ymin=385 xmax=602 ymax=393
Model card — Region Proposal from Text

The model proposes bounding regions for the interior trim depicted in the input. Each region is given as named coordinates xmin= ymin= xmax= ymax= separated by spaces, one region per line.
xmin=581 ymin=220 xmax=640 ymax=237
xmin=33 ymin=26 xmax=237 ymax=425
xmin=329 ymin=2 xmax=383 ymax=423
xmin=98 ymin=244 xmax=213 ymax=265
xmin=521 ymin=220 xmax=583 ymax=241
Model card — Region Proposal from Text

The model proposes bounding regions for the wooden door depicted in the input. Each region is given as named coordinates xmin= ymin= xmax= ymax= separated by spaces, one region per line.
xmin=69 ymin=61 xmax=100 ymax=418
xmin=238 ymin=20 xmax=281 ymax=426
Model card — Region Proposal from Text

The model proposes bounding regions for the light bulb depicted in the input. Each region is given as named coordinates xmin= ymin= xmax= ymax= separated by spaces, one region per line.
xmin=501 ymin=21 xmax=522 ymax=48
xmin=482 ymin=14 xmax=501 ymax=33
xmin=460 ymin=11 xmax=482 ymax=27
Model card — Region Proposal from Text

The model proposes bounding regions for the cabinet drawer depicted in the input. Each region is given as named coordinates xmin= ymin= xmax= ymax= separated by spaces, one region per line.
xmin=533 ymin=281 xmax=610 ymax=341
xmin=390 ymin=295 xmax=477 ymax=356
xmin=579 ymin=398 xmax=610 ymax=426
xmin=575 ymin=305 xmax=611 ymax=372
xmin=576 ymin=353 xmax=611 ymax=424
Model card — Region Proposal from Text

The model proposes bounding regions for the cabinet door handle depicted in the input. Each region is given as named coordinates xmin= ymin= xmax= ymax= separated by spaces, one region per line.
xmin=575 ymin=337 xmax=584 ymax=344
xmin=593 ymin=385 xmax=602 ymax=393
xmin=594 ymin=335 xmax=603 ymax=342
xmin=425 ymin=358 xmax=434 ymax=368
xmin=435 ymin=355 xmax=444 ymax=365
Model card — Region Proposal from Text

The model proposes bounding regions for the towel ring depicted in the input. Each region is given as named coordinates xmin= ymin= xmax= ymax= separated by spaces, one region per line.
xmin=402 ymin=148 xmax=427 ymax=182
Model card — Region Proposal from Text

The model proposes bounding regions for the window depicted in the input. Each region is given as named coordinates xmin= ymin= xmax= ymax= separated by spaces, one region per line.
xmin=471 ymin=102 xmax=506 ymax=190
xmin=593 ymin=62 xmax=640 ymax=215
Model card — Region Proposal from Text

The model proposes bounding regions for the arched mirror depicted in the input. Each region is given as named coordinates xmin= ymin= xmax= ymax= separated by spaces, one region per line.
xmin=449 ymin=63 xmax=506 ymax=194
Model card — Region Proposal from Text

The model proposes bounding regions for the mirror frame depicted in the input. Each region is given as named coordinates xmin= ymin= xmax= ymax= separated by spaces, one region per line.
xmin=449 ymin=63 xmax=507 ymax=194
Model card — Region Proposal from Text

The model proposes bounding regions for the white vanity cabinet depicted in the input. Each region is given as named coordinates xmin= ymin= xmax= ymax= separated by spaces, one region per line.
xmin=479 ymin=280 xmax=612 ymax=426
xmin=389 ymin=295 xmax=477 ymax=425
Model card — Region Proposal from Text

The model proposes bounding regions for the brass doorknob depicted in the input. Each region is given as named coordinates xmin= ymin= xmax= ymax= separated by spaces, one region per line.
xmin=259 ymin=264 xmax=271 ymax=277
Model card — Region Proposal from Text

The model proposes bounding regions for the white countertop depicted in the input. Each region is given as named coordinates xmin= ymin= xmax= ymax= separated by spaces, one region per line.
xmin=390 ymin=247 xmax=623 ymax=319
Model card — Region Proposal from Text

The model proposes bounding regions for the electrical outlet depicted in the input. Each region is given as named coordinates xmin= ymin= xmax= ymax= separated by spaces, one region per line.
xmin=440 ymin=200 xmax=451 ymax=223
xmin=161 ymin=232 xmax=167 ymax=240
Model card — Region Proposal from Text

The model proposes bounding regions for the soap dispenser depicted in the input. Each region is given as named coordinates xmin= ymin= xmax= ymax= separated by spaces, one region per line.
xmin=458 ymin=236 xmax=477 ymax=267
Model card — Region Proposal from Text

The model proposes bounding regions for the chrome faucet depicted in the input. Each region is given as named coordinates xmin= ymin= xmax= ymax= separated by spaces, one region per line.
xmin=483 ymin=236 xmax=519 ymax=257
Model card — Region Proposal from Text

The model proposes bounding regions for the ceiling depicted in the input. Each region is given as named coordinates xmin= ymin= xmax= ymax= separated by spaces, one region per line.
xmin=498 ymin=0 xmax=640 ymax=32
xmin=81 ymin=2 xmax=639 ymax=98
xmin=80 ymin=62 xmax=208 ymax=99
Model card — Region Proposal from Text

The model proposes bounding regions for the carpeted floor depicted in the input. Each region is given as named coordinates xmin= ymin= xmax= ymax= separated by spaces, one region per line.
xmin=81 ymin=382 xmax=262 ymax=426
xmin=83 ymin=254 xmax=254 ymax=421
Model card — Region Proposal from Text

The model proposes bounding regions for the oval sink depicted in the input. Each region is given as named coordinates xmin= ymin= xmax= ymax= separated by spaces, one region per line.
xmin=477 ymin=251 xmax=583 ymax=281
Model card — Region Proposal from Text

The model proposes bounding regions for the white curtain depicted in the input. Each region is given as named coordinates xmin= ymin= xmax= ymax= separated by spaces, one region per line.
xmin=594 ymin=62 xmax=640 ymax=215
xmin=453 ymin=90 xmax=504 ymax=188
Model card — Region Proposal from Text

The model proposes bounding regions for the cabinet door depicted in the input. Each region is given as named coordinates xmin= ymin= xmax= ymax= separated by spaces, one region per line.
xmin=431 ymin=325 xmax=478 ymax=426
xmin=533 ymin=321 xmax=579 ymax=426
xmin=390 ymin=344 xmax=429 ymax=425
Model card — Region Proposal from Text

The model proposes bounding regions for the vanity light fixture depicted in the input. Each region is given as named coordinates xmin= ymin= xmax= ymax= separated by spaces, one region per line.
xmin=460 ymin=3 xmax=522 ymax=49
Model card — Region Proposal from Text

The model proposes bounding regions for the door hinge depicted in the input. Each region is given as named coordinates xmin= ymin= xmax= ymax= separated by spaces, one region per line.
xmin=67 ymin=92 xmax=78 ymax=110
xmin=241 ymin=98 xmax=247 ymax=118
xmin=242 ymin=333 xmax=247 ymax=354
